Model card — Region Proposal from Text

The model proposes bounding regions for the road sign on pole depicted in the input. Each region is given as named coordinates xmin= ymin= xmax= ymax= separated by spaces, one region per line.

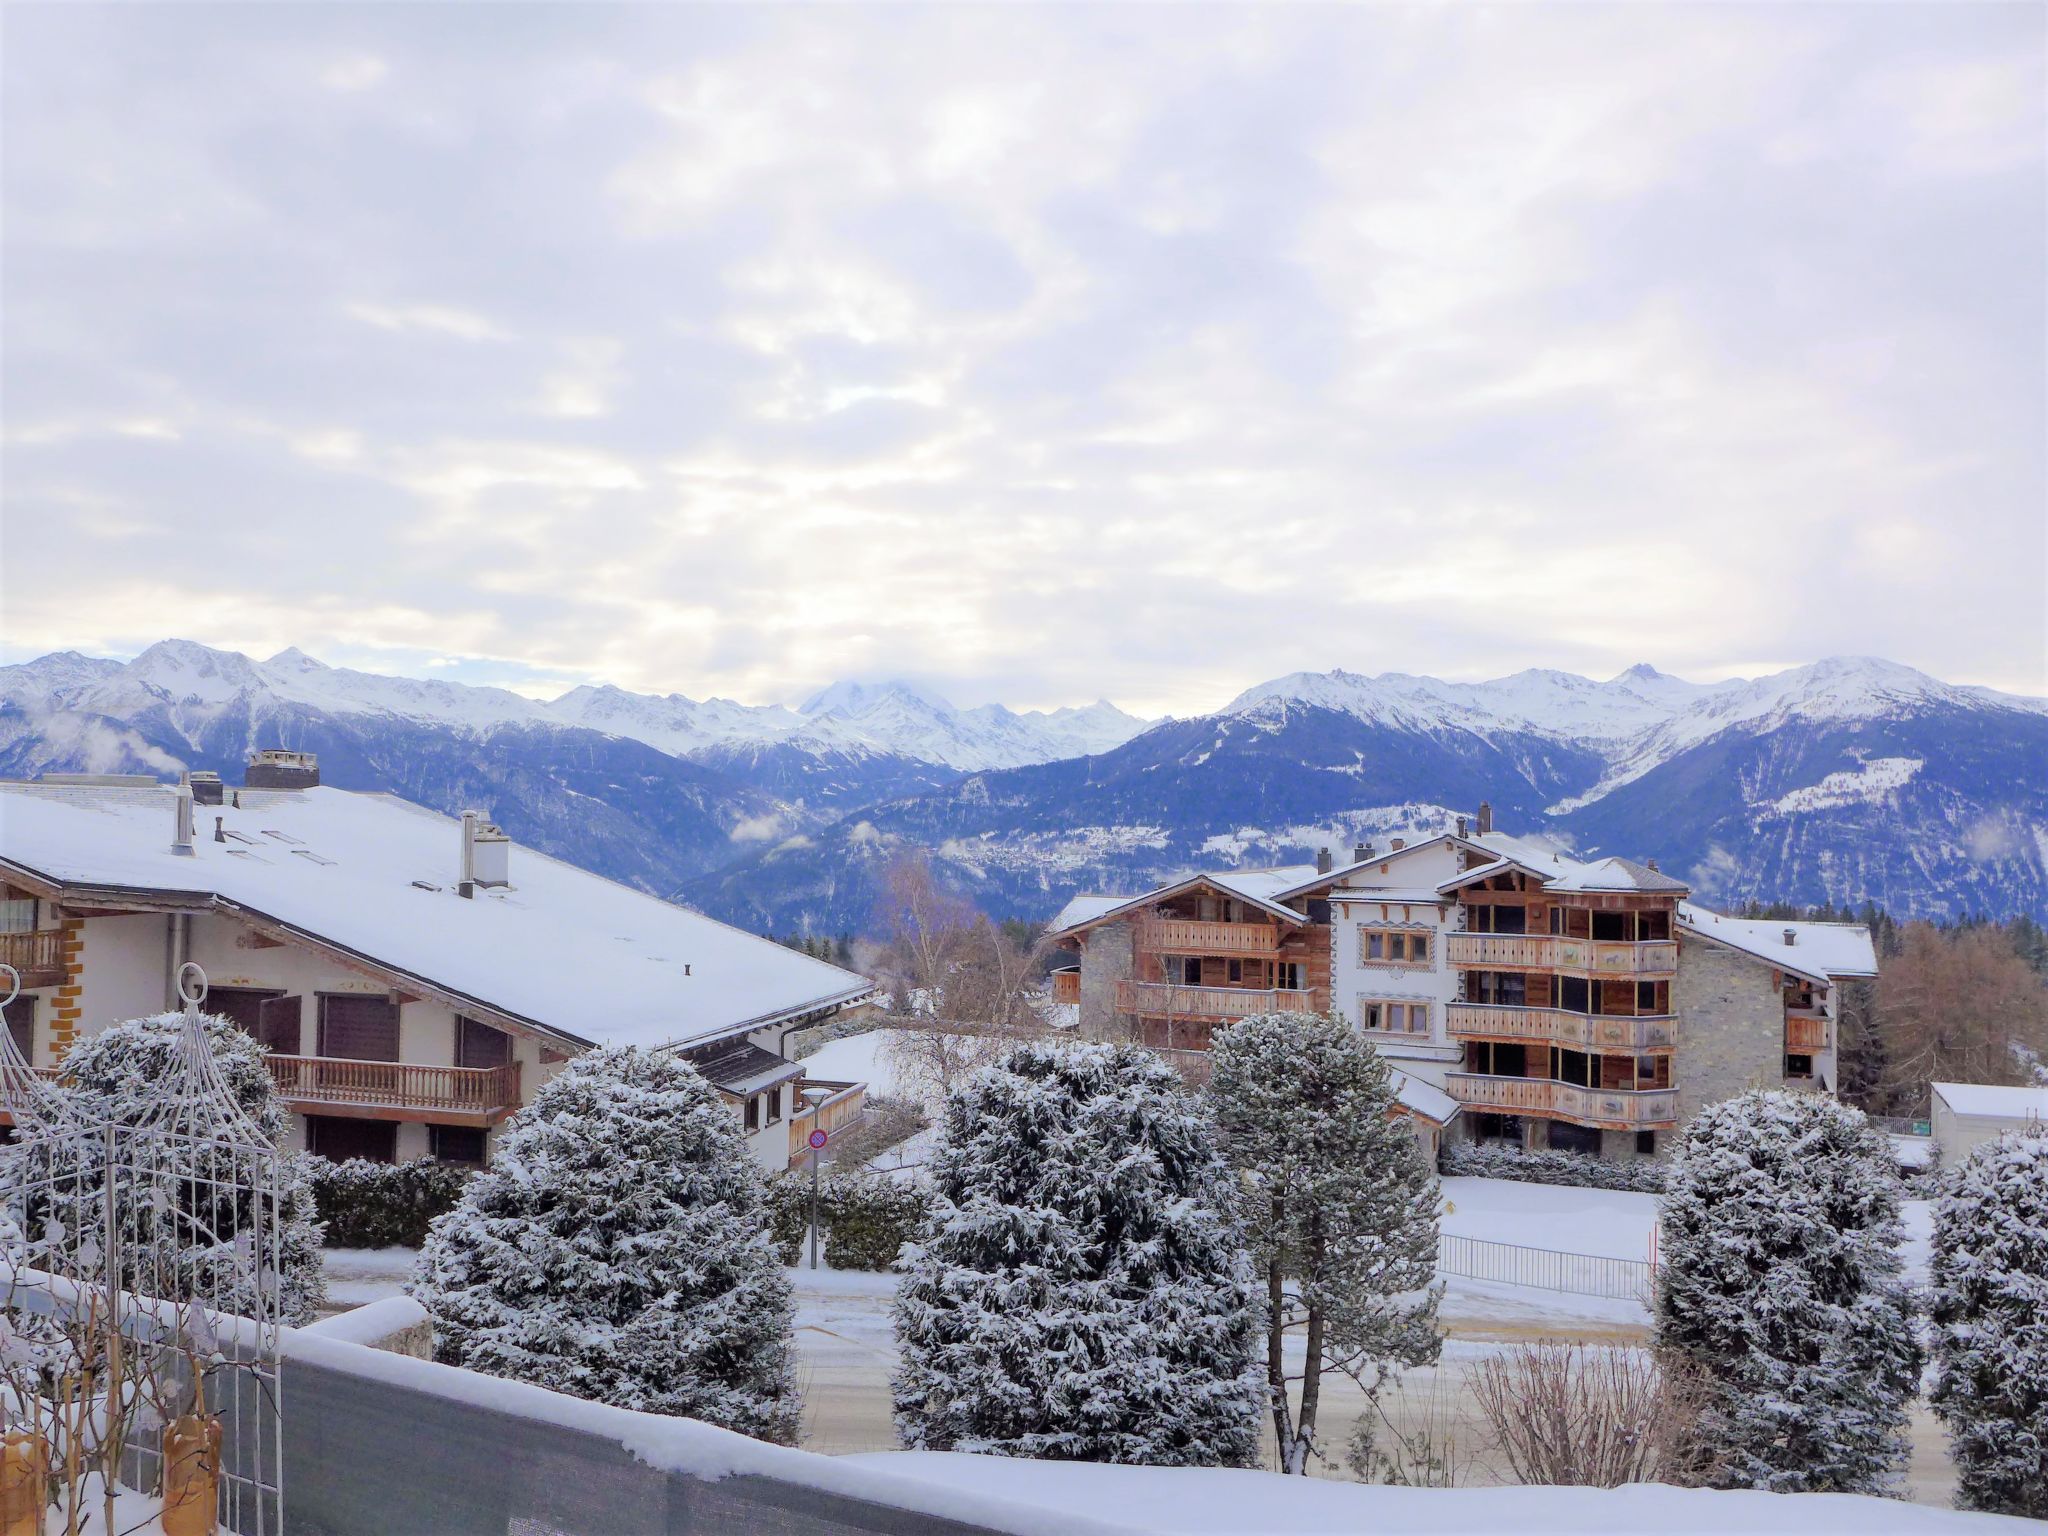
xmin=808 ymin=1128 xmax=829 ymax=1150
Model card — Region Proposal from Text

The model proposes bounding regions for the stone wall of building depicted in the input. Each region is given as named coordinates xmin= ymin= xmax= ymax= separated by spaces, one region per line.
xmin=1673 ymin=938 xmax=1785 ymax=1128
xmin=1077 ymin=923 xmax=1133 ymax=1041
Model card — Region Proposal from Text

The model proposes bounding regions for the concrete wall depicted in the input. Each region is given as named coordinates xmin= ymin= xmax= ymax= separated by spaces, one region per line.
xmin=1077 ymin=924 xmax=1133 ymax=1041
xmin=1672 ymin=937 xmax=1787 ymax=1129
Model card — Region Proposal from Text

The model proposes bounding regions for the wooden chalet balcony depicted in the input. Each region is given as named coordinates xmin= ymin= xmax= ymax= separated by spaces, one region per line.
xmin=788 ymin=1078 xmax=866 ymax=1164
xmin=1447 ymin=1003 xmax=1677 ymax=1051
xmin=266 ymin=1055 xmax=521 ymax=1127
xmin=1138 ymin=919 xmax=1282 ymax=957
xmin=1447 ymin=1073 xmax=1679 ymax=1129
xmin=1445 ymin=934 xmax=1678 ymax=977
xmin=1115 ymin=980 xmax=1312 ymax=1020
xmin=0 ymin=929 xmax=67 ymax=987
xmin=1785 ymin=1014 xmax=1829 ymax=1053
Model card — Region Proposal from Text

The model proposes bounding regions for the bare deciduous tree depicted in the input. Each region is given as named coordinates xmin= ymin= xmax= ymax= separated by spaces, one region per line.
xmin=1469 ymin=1343 xmax=1671 ymax=1488
xmin=1875 ymin=923 xmax=2048 ymax=1115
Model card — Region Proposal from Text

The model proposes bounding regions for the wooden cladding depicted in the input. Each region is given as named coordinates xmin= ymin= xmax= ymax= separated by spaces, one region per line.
xmin=787 ymin=1078 xmax=866 ymax=1163
xmin=1116 ymin=980 xmax=1314 ymax=1020
xmin=1445 ymin=934 xmax=1678 ymax=977
xmin=1139 ymin=918 xmax=1283 ymax=956
xmin=1445 ymin=1073 xmax=1679 ymax=1129
xmin=1051 ymin=970 xmax=1080 ymax=1004
xmin=267 ymin=1055 xmax=521 ymax=1125
xmin=1447 ymin=1003 xmax=1677 ymax=1051
xmin=0 ymin=929 xmax=66 ymax=986
xmin=1785 ymin=1014 xmax=1829 ymax=1053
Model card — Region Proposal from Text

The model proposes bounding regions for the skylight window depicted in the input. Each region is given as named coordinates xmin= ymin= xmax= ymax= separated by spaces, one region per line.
xmin=291 ymin=848 xmax=335 ymax=866
xmin=260 ymin=829 xmax=304 ymax=845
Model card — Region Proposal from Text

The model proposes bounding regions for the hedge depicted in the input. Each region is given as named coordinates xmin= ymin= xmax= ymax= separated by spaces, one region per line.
xmin=311 ymin=1158 xmax=474 ymax=1248
xmin=764 ymin=1166 xmax=933 ymax=1271
xmin=1438 ymin=1140 xmax=1668 ymax=1194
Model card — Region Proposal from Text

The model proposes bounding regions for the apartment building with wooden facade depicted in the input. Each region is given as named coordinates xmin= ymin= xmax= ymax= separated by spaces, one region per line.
xmin=0 ymin=763 xmax=872 ymax=1170
xmin=1048 ymin=806 xmax=1876 ymax=1159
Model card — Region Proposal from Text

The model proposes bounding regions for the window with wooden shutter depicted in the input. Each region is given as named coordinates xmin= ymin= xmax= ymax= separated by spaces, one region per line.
xmin=317 ymin=995 xmax=400 ymax=1061
xmin=306 ymin=1115 xmax=397 ymax=1164
xmin=2 ymin=994 xmax=34 ymax=1063
xmin=256 ymin=995 xmax=303 ymax=1055
xmin=456 ymin=1017 xmax=512 ymax=1068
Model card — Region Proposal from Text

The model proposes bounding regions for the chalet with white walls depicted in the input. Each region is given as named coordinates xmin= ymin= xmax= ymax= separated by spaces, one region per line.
xmin=0 ymin=757 xmax=872 ymax=1169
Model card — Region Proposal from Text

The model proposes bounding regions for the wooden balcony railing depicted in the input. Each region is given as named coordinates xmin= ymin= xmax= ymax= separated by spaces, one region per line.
xmin=266 ymin=1055 xmax=521 ymax=1125
xmin=1115 ymin=981 xmax=1313 ymax=1020
xmin=1446 ymin=934 xmax=1678 ymax=977
xmin=1051 ymin=970 xmax=1081 ymax=1005
xmin=0 ymin=930 xmax=67 ymax=985
xmin=1138 ymin=919 xmax=1283 ymax=957
xmin=1785 ymin=1014 xmax=1829 ymax=1053
xmin=789 ymin=1078 xmax=866 ymax=1163
xmin=1446 ymin=1073 xmax=1679 ymax=1128
xmin=1447 ymin=1003 xmax=1677 ymax=1051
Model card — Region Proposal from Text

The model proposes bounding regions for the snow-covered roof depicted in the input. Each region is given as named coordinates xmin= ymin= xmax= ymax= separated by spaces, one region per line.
xmin=1676 ymin=904 xmax=1878 ymax=982
xmin=1390 ymin=1069 xmax=1459 ymax=1127
xmin=1435 ymin=854 xmax=1558 ymax=893
xmin=1047 ymin=893 xmax=1129 ymax=936
xmin=1931 ymin=1081 xmax=2048 ymax=1122
xmin=1048 ymin=866 xmax=1317 ymax=935
xmin=687 ymin=1039 xmax=807 ymax=1096
xmin=1544 ymin=856 xmax=1689 ymax=895
xmin=1276 ymin=832 xmax=1494 ymax=899
xmin=1328 ymin=887 xmax=1447 ymax=906
xmin=0 ymin=782 xmax=872 ymax=1053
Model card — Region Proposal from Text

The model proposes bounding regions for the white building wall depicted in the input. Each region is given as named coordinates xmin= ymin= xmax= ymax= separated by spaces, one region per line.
xmin=75 ymin=913 xmax=176 ymax=1044
xmin=1326 ymin=843 xmax=1468 ymax=1091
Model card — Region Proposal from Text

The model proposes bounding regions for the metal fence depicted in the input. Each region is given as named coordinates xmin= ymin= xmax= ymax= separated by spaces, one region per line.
xmin=1436 ymin=1233 xmax=1652 ymax=1302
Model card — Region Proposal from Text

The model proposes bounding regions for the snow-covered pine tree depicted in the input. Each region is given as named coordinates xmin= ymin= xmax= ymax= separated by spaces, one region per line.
xmin=891 ymin=1039 xmax=1264 ymax=1466
xmin=1206 ymin=1011 xmax=1442 ymax=1475
xmin=1654 ymin=1089 xmax=1920 ymax=1494
xmin=58 ymin=1010 xmax=326 ymax=1324
xmin=1928 ymin=1124 xmax=2048 ymax=1518
xmin=412 ymin=1046 xmax=799 ymax=1442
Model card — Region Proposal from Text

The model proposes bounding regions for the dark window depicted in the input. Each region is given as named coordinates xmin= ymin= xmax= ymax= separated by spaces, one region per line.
xmin=430 ymin=1125 xmax=488 ymax=1166
xmin=318 ymin=995 xmax=400 ymax=1061
xmin=1549 ymin=1121 xmax=1600 ymax=1156
xmin=1785 ymin=1053 xmax=1814 ymax=1078
xmin=1560 ymin=976 xmax=1590 ymax=1014
xmin=1227 ymin=959 xmax=1242 ymax=983
xmin=766 ymin=1087 xmax=782 ymax=1124
xmin=306 ymin=1115 xmax=397 ymax=1164
xmin=257 ymin=995 xmax=303 ymax=1055
xmin=1493 ymin=906 xmax=1527 ymax=935
xmin=1636 ymin=1131 xmax=1656 ymax=1156
xmin=2 ymin=994 xmax=34 ymax=1063
xmin=745 ymin=1095 xmax=760 ymax=1132
xmin=1306 ymin=899 xmax=1331 ymax=923
xmin=1592 ymin=911 xmax=1630 ymax=942
xmin=456 ymin=1017 xmax=512 ymax=1068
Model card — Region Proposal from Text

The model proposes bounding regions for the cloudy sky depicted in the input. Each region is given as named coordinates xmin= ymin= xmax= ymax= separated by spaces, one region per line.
xmin=4 ymin=4 xmax=2042 ymax=716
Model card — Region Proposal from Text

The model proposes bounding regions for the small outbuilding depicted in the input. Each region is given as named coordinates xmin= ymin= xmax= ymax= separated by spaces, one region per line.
xmin=1929 ymin=1080 xmax=2048 ymax=1162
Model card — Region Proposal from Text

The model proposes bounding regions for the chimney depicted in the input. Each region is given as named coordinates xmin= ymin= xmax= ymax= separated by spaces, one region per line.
xmin=188 ymin=771 xmax=224 ymax=806
xmin=1316 ymin=847 xmax=1333 ymax=875
xmin=1476 ymin=800 xmax=1493 ymax=835
xmin=1645 ymin=857 xmax=1659 ymax=872
xmin=459 ymin=811 xmax=512 ymax=896
xmin=245 ymin=749 xmax=319 ymax=790
xmin=213 ymin=815 xmax=226 ymax=843
xmin=1783 ymin=927 xmax=1797 ymax=947
xmin=170 ymin=785 xmax=196 ymax=856
xmin=1455 ymin=815 xmax=1468 ymax=839
xmin=1391 ymin=837 xmax=1406 ymax=851
xmin=1353 ymin=842 xmax=1369 ymax=865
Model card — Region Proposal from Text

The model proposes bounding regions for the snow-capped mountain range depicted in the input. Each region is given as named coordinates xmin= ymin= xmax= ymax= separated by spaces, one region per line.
xmin=3 ymin=641 xmax=2043 ymax=930
xmin=0 ymin=640 xmax=1150 ymax=772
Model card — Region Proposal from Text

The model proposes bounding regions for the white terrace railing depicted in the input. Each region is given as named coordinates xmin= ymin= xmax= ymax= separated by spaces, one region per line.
xmin=1436 ymin=1233 xmax=1653 ymax=1302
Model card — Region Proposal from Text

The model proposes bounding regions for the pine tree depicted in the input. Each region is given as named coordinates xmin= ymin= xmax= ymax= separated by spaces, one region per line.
xmin=1654 ymin=1090 xmax=1920 ymax=1495
xmin=413 ymin=1047 xmax=800 ymax=1441
xmin=891 ymin=1040 xmax=1264 ymax=1466
xmin=58 ymin=1011 xmax=327 ymax=1324
xmin=1207 ymin=1011 xmax=1442 ymax=1475
xmin=1927 ymin=1125 xmax=2048 ymax=1518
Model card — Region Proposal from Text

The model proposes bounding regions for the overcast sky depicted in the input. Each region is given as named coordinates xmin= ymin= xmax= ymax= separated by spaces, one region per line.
xmin=4 ymin=4 xmax=2042 ymax=716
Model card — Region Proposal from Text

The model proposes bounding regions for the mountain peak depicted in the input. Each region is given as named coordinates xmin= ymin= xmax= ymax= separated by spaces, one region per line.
xmin=264 ymin=646 xmax=328 ymax=671
xmin=1611 ymin=662 xmax=1668 ymax=684
xmin=799 ymin=679 xmax=955 ymax=719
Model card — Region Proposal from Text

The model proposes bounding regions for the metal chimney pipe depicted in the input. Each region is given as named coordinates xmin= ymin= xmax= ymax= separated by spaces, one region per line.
xmin=171 ymin=785 xmax=196 ymax=856
xmin=459 ymin=810 xmax=479 ymax=898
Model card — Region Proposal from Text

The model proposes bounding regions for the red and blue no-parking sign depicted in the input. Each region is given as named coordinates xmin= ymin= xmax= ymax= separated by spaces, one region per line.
xmin=808 ymin=1128 xmax=829 ymax=1150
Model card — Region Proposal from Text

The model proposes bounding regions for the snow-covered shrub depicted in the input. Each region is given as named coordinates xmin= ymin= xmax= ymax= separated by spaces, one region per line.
xmin=1440 ymin=1140 xmax=1666 ymax=1193
xmin=310 ymin=1158 xmax=472 ymax=1248
xmin=58 ymin=1011 xmax=326 ymax=1324
xmin=1927 ymin=1124 xmax=2048 ymax=1518
xmin=763 ymin=1170 xmax=809 ymax=1266
xmin=1209 ymin=1012 xmax=1442 ymax=1475
xmin=413 ymin=1047 xmax=800 ymax=1441
xmin=823 ymin=1170 xmax=930 ymax=1271
xmin=1654 ymin=1090 xmax=1919 ymax=1495
xmin=892 ymin=1040 xmax=1263 ymax=1466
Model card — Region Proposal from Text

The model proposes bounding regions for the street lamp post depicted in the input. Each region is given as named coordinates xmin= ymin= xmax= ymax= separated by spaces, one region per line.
xmin=800 ymin=1084 xmax=834 ymax=1270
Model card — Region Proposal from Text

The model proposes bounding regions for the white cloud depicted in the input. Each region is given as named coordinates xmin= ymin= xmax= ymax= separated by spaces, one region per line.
xmin=345 ymin=302 xmax=510 ymax=342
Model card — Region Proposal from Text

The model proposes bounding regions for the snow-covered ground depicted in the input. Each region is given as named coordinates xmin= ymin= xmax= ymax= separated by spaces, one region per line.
xmin=1438 ymin=1177 xmax=1656 ymax=1261
xmin=321 ymin=1246 xmax=417 ymax=1310
xmin=842 ymin=1454 xmax=2027 ymax=1535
